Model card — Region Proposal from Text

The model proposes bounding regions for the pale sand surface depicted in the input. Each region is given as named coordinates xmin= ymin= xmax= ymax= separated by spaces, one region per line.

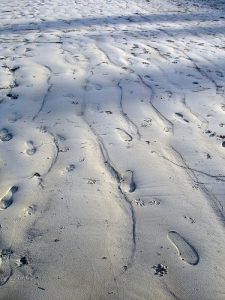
xmin=0 ymin=0 xmax=225 ymax=299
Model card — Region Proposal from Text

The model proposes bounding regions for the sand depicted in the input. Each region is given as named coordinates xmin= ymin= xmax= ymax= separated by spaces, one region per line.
xmin=0 ymin=0 xmax=225 ymax=299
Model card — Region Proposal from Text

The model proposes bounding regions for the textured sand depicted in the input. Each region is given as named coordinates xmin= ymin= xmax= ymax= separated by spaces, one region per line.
xmin=0 ymin=0 xmax=225 ymax=299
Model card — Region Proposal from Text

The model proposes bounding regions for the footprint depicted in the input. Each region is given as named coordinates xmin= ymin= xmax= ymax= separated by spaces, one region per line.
xmin=120 ymin=170 xmax=136 ymax=193
xmin=116 ymin=128 xmax=133 ymax=142
xmin=168 ymin=231 xmax=199 ymax=265
xmin=0 ymin=249 xmax=12 ymax=286
xmin=0 ymin=128 xmax=13 ymax=142
xmin=26 ymin=141 xmax=36 ymax=156
xmin=66 ymin=164 xmax=76 ymax=172
xmin=216 ymin=86 xmax=224 ymax=95
xmin=10 ymin=66 xmax=20 ymax=73
xmin=0 ymin=186 xmax=18 ymax=210
xmin=221 ymin=104 xmax=225 ymax=112
xmin=6 ymin=93 xmax=18 ymax=100
xmin=8 ymin=112 xmax=22 ymax=123
xmin=24 ymin=205 xmax=36 ymax=216
xmin=175 ymin=112 xmax=189 ymax=123
xmin=95 ymin=84 xmax=102 ymax=90
xmin=153 ymin=264 xmax=168 ymax=276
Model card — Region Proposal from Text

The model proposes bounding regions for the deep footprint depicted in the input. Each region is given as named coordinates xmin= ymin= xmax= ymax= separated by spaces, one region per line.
xmin=168 ymin=231 xmax=199 ymax=265
xmin=0 ymin=128 xmax=13 ymax=142
xmin=26 ymin=141 xmax=37 ymax=156
xmin=120 ymin=170 xmax=136 ymax=193
xmin=0 ymin=186 xmax=18 ymax=210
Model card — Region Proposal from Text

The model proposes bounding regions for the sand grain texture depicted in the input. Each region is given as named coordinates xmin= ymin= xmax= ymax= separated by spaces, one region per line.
xmin=0 ymin=0 xmax=225 ymax=299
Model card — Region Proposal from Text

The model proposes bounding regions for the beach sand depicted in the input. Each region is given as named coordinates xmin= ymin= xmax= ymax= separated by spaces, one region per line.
xmin=0 ymin=0 xmax=225 ymax=299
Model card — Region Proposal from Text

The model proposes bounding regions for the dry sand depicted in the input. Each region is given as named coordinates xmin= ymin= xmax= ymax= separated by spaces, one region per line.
xmin=0 ymin=0 xmax=225 ymax=299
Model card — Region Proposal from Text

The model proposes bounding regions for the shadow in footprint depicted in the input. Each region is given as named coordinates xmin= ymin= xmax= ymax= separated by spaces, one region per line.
xmin=26 ymin=141 xmax=36 ymax=156
xmin=175 ymin=112 xmax=189 ymax=123
xmin=0 ymin=128 xmax=13 ymax=142
xmin=0 ymin=186 xmax=18 ymax=210
xmin=116 ymin=128 xmax=133 ymax=142
xmin=120 ymin=170 xmax=136 ymax=193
